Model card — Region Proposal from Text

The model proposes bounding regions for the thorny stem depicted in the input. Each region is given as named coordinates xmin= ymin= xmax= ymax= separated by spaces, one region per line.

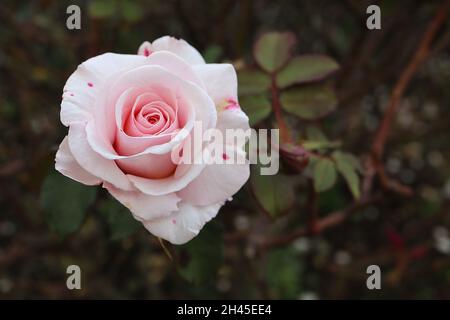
xmin=372 ymin=0 xmax=449 ymax=160
xmin=270 ymin=75 xmax=291 ymax=143
xmin=367 ymin=0 xmax=449 ymax=197
xmin=258 ymin=195 xmax=381 ymax=249
xmin=271 ymin=73 xmax=321 ymax=233
xmin=306 ymin=180 xmax=318 ymax=235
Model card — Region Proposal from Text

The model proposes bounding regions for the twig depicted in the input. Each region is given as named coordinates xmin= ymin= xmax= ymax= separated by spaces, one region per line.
xmin=365 ymin=1 xmax=449 ymax=197
xmin=377 ymin=162 xmax=414 ymax=197
xmin=372 ymin=0 xmax=449 ymax=160
xmin=258 ymin=195 xmax=381 ymax=249
xmin=306 ymin=180 xmax=318 ymax=235
xmin=270 ymin=76 xmax=291 ymax=143
xmin=0 ymin=159 xmax=24 ymax=177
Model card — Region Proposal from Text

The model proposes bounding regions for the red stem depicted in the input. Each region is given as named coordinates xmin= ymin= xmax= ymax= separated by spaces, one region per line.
xmin=270 ymin=75 xmax=291 ymax=143
xmin=372 ymin=0 xmax=449 ymax=160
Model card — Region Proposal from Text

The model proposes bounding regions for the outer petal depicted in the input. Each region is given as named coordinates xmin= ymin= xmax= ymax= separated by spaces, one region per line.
xmin=193 ymin=64 xmax=237 ymax=104
xmin=177 ymin=145 xmax=249 ymax=206
xmin=61 ymin=53 xmax=146 ymax=127
xmin=216 ymin=108 xmax=250 ymax=136
xmin=143 ymin=51 xmax=205 ymax=88
xmin=63 ymin=51 xmax=204 ymax=136
xmin=104 ymin=183 xmax=180 ymax=221
xmin=55 ymin=136 xmax=101 ymax=186
xmin=68 ymin=122 xmax=133 ymax=191
xmin=77 ymin=53 xmax=145 ymax=79
xmin=193 ymin=63 xmax=250 ymax=137
xmin=127 ymin=161 xmax=205 ymax=196
xmin=143 ymin=201 xmax=222 ymax=244
xmin=138 ymin=41 xmax=152 ymax=56
xmin=151 ymin=36 xmax=205 ymax=65
xmin=61 ymin=93 xmax=92 ymax=127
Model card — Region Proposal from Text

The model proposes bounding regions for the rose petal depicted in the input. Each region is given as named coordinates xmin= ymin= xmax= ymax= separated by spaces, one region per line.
xmin=68 ymin=122 xmax=133 ymax=191
xmin=193 ymin=63 xmax=237 ymax=104
xmin=61 ymin=51 xmax=203 ymax=129
xmin=127 ymin=160 xmax=205 ymax=196
xmin=61 ymin=53 xmax=145 ymax=126
xmin=104 ymin=182 xmax=180 ymax=221
xmin=150 ymin=36 xmax=205 ymax=65
xmin=143 ymin=201 xmax=222 ymax=244
xmin=177 ymin=145 xmax=249 ymax=206
xmin=114 ymin=87 xmax=178 ymax=156
xmin=216 ymin=108 xmax=250 ymax=138
xmin=116 ymin=152 xmax=177 ymax=179
xmin=143 ymin=51 xmax=205 ymax=88
xmin=55 ymin=136 xmax=102 ymax=186
xmin=138 ymin=41 xmax=152 ymax=57
xmin=193 ymin=63 xmax=250 ymax=140
xmin=87 ymin=65 xmax=216 ymax=159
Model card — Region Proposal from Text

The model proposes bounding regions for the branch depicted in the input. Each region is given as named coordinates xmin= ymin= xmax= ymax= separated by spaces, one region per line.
xmin=270 ymin=76 xmax=291 ymax=143
xmin=257 ymin=195 xmax=381 ymax=249
xmin=371 ymin=0 xmax=450 ymax=160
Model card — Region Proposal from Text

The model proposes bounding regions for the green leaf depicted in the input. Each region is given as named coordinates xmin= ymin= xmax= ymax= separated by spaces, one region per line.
xmin=41 ymin=172 xmax=97 ymax=237
xmin=332 ymin=151 xmax=361 ymax=199
xmin=303 ymin=140 xmax=341 ymax=151
xmin=306 ymin=125 xmax=328 ymax=142
xmin=98 ymin=197 xmax=140 ymax=240
xmin=121 ymin=1 xmax=143 ymax=22
xmin=266 ymin=248 xmax=301 ymax=299
xmin=203 ymin=45 xmax=222 ymax=63
xmin=345 ymin=153 xmax=364 ymax=174
xmin=313 ymin=158 xmax=337 ymax=192
xmin=240 ymin=94 xmax=271 ymax=126
xmin=280 ymin=85 xmax=337 ymax=120
xmin=251 ymin=166 xmax=295 ymax=218
xmin=238 ymin=68 xmax=271 ymax=96
xmin=89 ymin=0 xmax=116 ymax=18
xmin=179 ymin=223 xmax=223 ymax=284
xmin=253 ymin=32 xmax=297 ymax=73
xmin=276 ymin=55 xmax=339 ymax=88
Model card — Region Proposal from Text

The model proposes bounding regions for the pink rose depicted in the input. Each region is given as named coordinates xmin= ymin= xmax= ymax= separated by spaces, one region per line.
xmin=55 ymin=36 xmax=250 ymax=244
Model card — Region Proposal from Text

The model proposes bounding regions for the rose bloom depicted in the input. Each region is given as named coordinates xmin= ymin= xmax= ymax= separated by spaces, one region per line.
xmin=55 ymin=36 xmax=250 ymax=244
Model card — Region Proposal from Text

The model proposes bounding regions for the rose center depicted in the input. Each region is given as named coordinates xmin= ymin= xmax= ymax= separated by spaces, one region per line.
xmin=146 ymin=114 xmax=160 ymax=124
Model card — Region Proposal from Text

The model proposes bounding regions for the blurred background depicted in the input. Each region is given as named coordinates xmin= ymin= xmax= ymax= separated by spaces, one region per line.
xmin=1 ymin=0 xmax=450 ymax=299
